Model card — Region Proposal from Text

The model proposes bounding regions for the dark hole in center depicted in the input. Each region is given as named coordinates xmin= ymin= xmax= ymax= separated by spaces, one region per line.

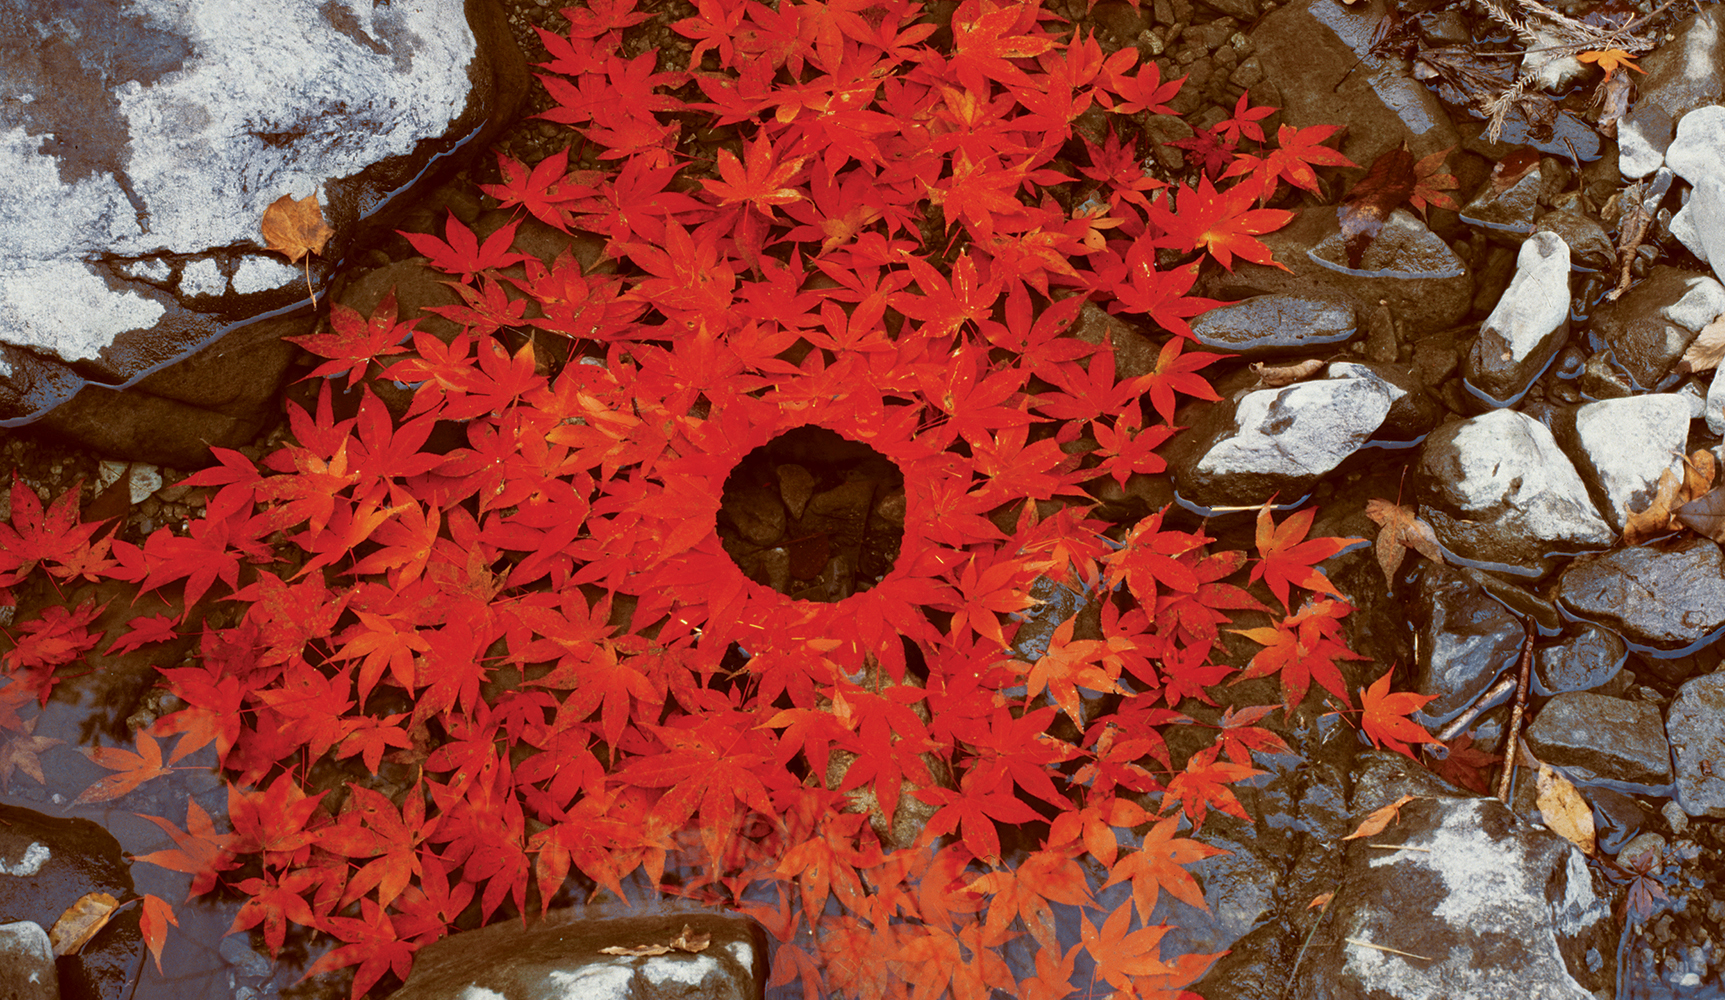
xmin=716 ymin=426 xmax=906 ymax=602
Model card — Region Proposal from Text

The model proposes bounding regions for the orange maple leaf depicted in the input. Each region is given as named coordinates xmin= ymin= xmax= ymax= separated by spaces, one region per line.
xmin=75 ymin=732 xmax=172 ymax=805
xmin=1250 ymin=501 xmax=1361 ymax=611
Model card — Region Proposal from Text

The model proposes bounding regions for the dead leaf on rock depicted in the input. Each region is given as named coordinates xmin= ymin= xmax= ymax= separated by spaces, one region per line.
xmin=598 ymin=925 xmax=711 ymax=957
xmin=1338 ymin=144 xmax=1416 ymax=269
xmin=600 ymin=943 xmax=674 ymax=957
xmin=260 ymin=193 xmax=336 ymax=308
xmin=1308 ymin=892 xmax=1334 ymax=910
xmin=1343 ymin=794 xmax=1421 ymax=840
xmin=1678 ymin=313 xmax=1725 ymax=374
xmin=1676 ymin=486 xmax=1725 ymax=542
xmin=1536 ymin=764 xmax=1596 ymax=855
xmin=1489 ymin=147 xmax=1542 ymax=194
xmin=1684 ymin=448 xmax=1717 ymax=501
xmin=50 ymin=891 xmax=122 ymax=956
xmin=1363 ymin=498 xmax=1445 ymax=584
xmin=1622 ymin=467 xmax=1681 ymax=545
xmin=1249 ymin=359 xmax=1323 ymax=388
xmin=669 ymin=924 xmax=712 ymax=953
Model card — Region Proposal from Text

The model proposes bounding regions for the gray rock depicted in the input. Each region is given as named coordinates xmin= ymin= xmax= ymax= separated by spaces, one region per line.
xmin=1462 ymin=231 xmax=1571 ymax=408
xmin=1248 ymin=0 xmax=1460 ymax=171
xmin=1554 ymin=536 xmax=1725 ymax=654
xmin=1325 ymin=361 xmax=1442 ymax=444
xmin=1290 ymin=753 xmax=1615 ymax=1000
xmin=1170 ymin=369 xmax=1394 ymax=508
xmin=1560 ymin=394 xmax=1690 ymax=533
xmin=1458 ymin=166 xmax=1542 ymax=237
xmin=1524 ymin=692 xmax=1672 ymax=788
xmin=1669 ymin=175 xmax=1725 ymax=276
xmin=1617 ymin=7 xmax=1725 ymax=179
xmin=1188 ymin=295 xmax=1358 ymax=357
xmin=1309 ymin=208 xmax=1468 ymax=282
xmin=0 ymin=921 xmax=55 ymax=1000
xmin=1710 ymin=364 xmax=1725 ymax=436
xmin=390 ymin=904 xmax=766 ymax=1000
xmin=724 ymin=486 xmax=786 ymax=547
xmin=1535 ymin=207 xmax=1614 ymax=274
xmin=1414 ymin=409 xmax=1613 ymax=577
xmin=1410 ymin=563 xmax=1523 ymax=730
xmin=0 ymin=0 xmax=524 ymax=460
xmin=1586 ymin=266 xmax=1725 ymax=393
xmin=1666 ymin=672 xmax=1725 ymax=817
xmin=1533 ymin=624 xmax=1628 ymax=695
xmin=1200 ymin=206 xmax=1473 ymax=337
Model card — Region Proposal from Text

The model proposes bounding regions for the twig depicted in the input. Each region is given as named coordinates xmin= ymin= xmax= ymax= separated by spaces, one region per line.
xmin=1281 ymin=898 xmax=1336 ymax=1000
xmin=1346 ymin=938 xmax=1432 ymax=961
xmin=1434 ymin=673 xmax=1519 ymax=744
xmin=1607 ymin=182 xmax=1652 ymax=302
xmin=1366 ymin=844 xmax=1433 ymax=852
xmin=1496 ymin=620 xmax=1536 ymax=803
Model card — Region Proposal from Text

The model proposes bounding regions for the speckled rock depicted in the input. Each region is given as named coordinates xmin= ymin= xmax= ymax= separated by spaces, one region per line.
xmin=1414 ymin=409 xmax=1613 ymax=577
xmin=1533 ymin=624 xmax=1628 ymax=695
xmin=1557 ymin=394 xmax=1690 ymax=533
xmin=1666 ymin=672 xmax=1725 ymax=818
xmin=1461 ymin=231 xmax=1571 ymax=408
xmin=1188 ymin=294 xmax=1358 ymax=357
xmin=1585 ymin=266 xmax=1725 ymax=393
xmin=1554 ymin=536 xmax=1725 ymax=655
xmin=0 ymin=0 xmax=526 ymax=463
xmin=1289 ymin=752 xmax=1615 ymax=1000
xmin=1617 ymin=7 xmax=1725 ymax=179
xmin=1524 ymin=692 xmax=1672 ymax=788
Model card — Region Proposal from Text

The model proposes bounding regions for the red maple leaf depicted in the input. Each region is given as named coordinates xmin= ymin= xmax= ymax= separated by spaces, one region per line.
xmin=1106 ymin=814 xmax=1227 ymax=918
xmin=1231 ymin=596 xmax=1369 ymax=711
xmin=1162 ymin=743 xmax=1263 ymax=828
xmin=701 ymin=134 xmax=807 ymax=216
xmin=398 ymin=212 xmax=530 ymax=284
xmin=1250 ymin=501 xmax=1362 ymax=610
xmin=286 ymin=291 xmax=415 ymax=387
xmin=1149 ymin=175 xmax=1294 ymax=270
xmin=0 ymin=476 xmax=115 ymax=585
xmin=1358 ymin=668 xmax=1441 ymax=758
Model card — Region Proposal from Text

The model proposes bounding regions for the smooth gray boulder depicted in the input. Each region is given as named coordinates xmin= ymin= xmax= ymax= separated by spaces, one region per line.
xmin=0 ymin=0 xmax=524 ymax=463
xmin=1461 ymin=232 xmax=1571 ymax=408
xmin=1290 ymin=753 xmax=1615 ymax=1000
xmin=1559 ymin=394 xmax=1690 ymax=533
xmin=1414 ymin=409 xmax=1613 ymax=576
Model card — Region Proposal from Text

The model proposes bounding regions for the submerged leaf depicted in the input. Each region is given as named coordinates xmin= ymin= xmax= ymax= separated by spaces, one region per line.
xmin=1536 ymin=764 xmax=1596 ymax=855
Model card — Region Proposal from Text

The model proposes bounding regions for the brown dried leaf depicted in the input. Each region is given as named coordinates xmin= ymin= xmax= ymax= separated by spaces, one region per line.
xmin=1683 ymin=448 xmax=1717 ymax=501
xmin=1309 ymin=892 xmax=1334 ymax=909
xmin=1343 ymin=794 xmax=1420 ymax=840
xmin=1622 ymin=467 xmax=1681 ymax=545
xmin=670 ymin=924 xmax=712 ymax=953
xmin=1676 ymin=486 xmax=1725 ymax=542
xmin=1364 ymin=498 xmax=1445 ymax=584
xmin=50 ymin=891 xmax=122 ymax=956
xmin=1338 ymin=144 xmax=1417 ymax=269
xmin=1249 ymin=358 xmax=1324 ymax=388
xmin=260 ymin=194 xmax=334 ymax=264
xmin=1536 ymin=764 xmax=1596 ymax=855
xmin=600 ymin=943 xmax=674 ymax=956
xmin=1678 ymin=314 xmax=1725 ymax=374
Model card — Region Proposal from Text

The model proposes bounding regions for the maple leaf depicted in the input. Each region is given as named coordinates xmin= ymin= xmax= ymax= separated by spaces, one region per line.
xmin=139 ymin=895 xmax=178 ymax=974
xmin=132 ymin=797 xmax=239 ymax=897
xmin=1250 ymin=501 xmax=1360 ymax=611
xmin=1357 ymin=669 xmax=1441 ymax=758
xmin=76 ymin=732 xmax=172 ymax=805
xmin=399 ymin=213 xmax=530 ymax=284
xmin=1337 ymin=143 xmax=1417 ymax=269
xmin=1162 ymin=743 xmax=1263 ymax=828
xmin=1125 ymin=332 xmax=1225 ymax=424
xmin=286 ymin=291 xmax=415 ymax=387
xmin=1100 ymin=60 xmax=1185 ymax=115
xmin=1577 ymin=48 xmax=1645 ymax=80
xmin=969 ymin=846 xmax=1093 ymax=950
xmin=701 ymin=134 xmax=807 ymax=216
xmin=1150 ymin=175 xmax=1293 ymax=271
xmin=1424 ymin=732 xmax=1500 ymax=795
xmin=1081 ymin=905 xmax=1175 ymax=988
xmin=1106 ymin=815 xmax=1227 ymax=919
xmin=1223 ymin=122 xmax=1355 ymax=197
xmin=1166 ymin=125 xmax=1234 ymax=179
xmin=915 ymin=768 xmax=1043 ymax=865
xmin=0 ymin=476 xmax=115 ymax=585
xmin=0 ymin=715 xmax=61 ymax=790
xmin=1231 ymin=596 xmax=1368 ymax=712
xmin=1363 ymin=497 xmax=1445 ymax=585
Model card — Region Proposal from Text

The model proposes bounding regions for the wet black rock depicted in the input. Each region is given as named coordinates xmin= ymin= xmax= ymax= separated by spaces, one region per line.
xmin=1585 ymin=267 xmax=1725 ymax=393
xmin=1188 ymin=294 xmax=1358 ymax=358
xmin=1533 ymin=623 xmax=1629 ymax=695
xmin=1666 ymin=672 xmax=1725 ymax=818
xmin=1554 ymin=537 xmax=1725 ymax=655
xmin=0 ymin=806 xmax=139 ymax=1000
xmin=1524 ymin=692 xmax=1673 ymax=788
xmin=1409 ymin=562 xmax=1523 ymax=730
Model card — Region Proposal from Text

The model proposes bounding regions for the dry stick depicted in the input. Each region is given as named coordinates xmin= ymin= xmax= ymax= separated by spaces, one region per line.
xmin=1434 ymin=672 xmax=1519 ymax=745
xmin=1496 ymin=621 xmax=1536 ymax=803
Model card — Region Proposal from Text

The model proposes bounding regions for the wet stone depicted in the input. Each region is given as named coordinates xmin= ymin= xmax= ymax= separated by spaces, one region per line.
xmin=1524 ymin=692 xmax=1672 ymax=788
xmin=1458 ymin=165 xmax=1542 ymax=237
xmin=1558 ymin=393 xmax=1690 ymax=534
xmin=1187 ymin=294 xmax=1358 ymax=357
xmin=1461 ymin=231 xmax=1571 ymax=408
xmin=1533 ymin=623 xmax=1629 ymax=695
xmin=1666 ymin=672 xmax=1725 ymax=818
xmin=1414 ymin=408 xmax=1613 ymax=577
xmin=1554 ymin=536 xmax=1725 ymax=655
xmin=0 ymin=922 xmax=55 ymax=1000
xmin=1585 ymin=786 xmax=1648 ymax=855
xmin=1410 ymin=562 xmax=1524 ymax=730
xmin=724 ymin=486 xmax=786 ymax=547
xmin=1586 ymin=266 xmax=1725 ymax=393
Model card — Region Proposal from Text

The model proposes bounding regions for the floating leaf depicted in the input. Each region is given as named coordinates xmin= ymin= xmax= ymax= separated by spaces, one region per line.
xmin=50 ymin=891 xmax=122 ymax=956
xmin=1337 ymin=144 xmax=1416 ymax=269
xmin=1536 ymin=764 xmax=1595 ymax=855
xmin=1623 ymin=467 xmax=1681 ymax=545
xmin=1363 ymin=498 xmax=1444 ymax=585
